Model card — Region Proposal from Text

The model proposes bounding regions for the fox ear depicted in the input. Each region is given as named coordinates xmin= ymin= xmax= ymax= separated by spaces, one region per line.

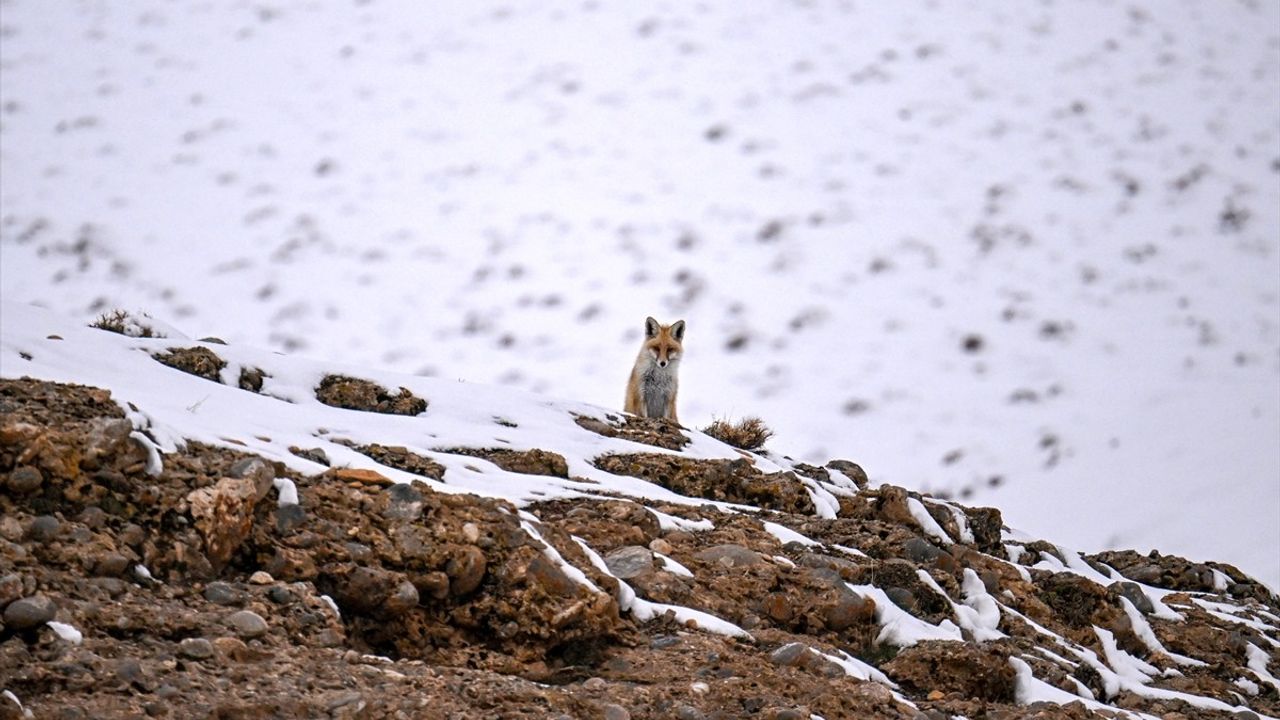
xmin=671 ymin=320 xmax=686 ymax=341
xmin=644 ymin=316 xmax=660 ymax=338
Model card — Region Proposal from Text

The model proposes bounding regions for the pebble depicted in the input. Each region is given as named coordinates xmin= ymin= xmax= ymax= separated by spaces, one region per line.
xmin=3 ymin=594 xmax=57 ymax=629
xmin=27 ymin=515 xmax=62 ymax=542
xmin=225 ymin=610 xmax=269 ymax=639
xmin=203 ymin=582 xmax=241 ymax=606
xmin=602 ymin=704 xmax=630 ymax=720
xmin=582 ymin=677 xmax=607 ymax=690
xmin=267 ymin=586 xmax=296 ymax=605
xmin=648 ymin=538 xmax=673 ymax=555
xmin=178 ymin=637 xmax=215 ymax=660
xmin=693 ymin=544 xmax=763 ymax=568
xmin=6 ymin=465 xmax=44 ymax=494
xmin=0 ymin=573 xmax=23 ymax=607
xmin=93 ymin=553 xmax=131 ymax=578
xmin=674 ymin=706 xmax=706 ymax=720
xmin=249 ymin=571 xmax=274 ymax=585
xmin=603 ymin=546 xmax=655 ymax=579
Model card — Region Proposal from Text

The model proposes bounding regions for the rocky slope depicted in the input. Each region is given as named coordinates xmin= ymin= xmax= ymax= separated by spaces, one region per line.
xmin=1 ymin=306 xmax=1279 ymax=719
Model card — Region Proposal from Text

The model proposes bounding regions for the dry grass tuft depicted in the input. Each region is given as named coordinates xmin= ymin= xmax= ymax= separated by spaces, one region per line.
xmin=90 ymin=309 xmax=160 ymax=337
xmin=701 ymin=416 xmax=774 ymax=451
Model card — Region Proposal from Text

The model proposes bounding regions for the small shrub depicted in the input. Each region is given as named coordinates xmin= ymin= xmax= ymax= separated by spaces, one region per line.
xmin=701 ymin=416 xmax=774 ymax=451
xmin=91 ymin=309 xmax=161 ymax=338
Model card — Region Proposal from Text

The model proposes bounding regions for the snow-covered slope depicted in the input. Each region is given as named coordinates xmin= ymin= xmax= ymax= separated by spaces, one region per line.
xmin=1 ymin=1 xmax=1277 ymax=588
xmin=3 ymin=300 xmax=1279 ymax=719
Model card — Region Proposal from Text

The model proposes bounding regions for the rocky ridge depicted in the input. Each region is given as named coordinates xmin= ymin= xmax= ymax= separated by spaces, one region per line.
xmin=1 ymin=310 xmax=1279 ymax=719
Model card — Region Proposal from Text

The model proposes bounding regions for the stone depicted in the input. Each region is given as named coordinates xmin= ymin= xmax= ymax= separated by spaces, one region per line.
xmin=0 ymin=574 xmax=23 ymax=610
xmin=604 ymin=546 xmax=655 ymax=579
xmin=5 ymin=465 xmax=43 ymax=494
xmin=1112 ymin=581 xmax=1154 ymax=615
xmin=602 ymin=704 xmax=630 ymax=720
xmin=694 ymin=544 xmax=763 ymax=568
xmin=3 ymin=594 xmax=57 ymax=629
xmin=446 ymin=545 xmax=487 ymax=596
xmin=674 ymin=706 xmax=706 ymax=720
xmin=225 ymin=610 xmax=269 ymax=639
xmin=648 ymin=538 xmax=673 ymax=555
xmin=27 ymin=515 xmax=62 ymax=542
xmin=902 ymin=537 xmax=947 ymax=565
xmin=178 ymin=637 xmax=215 ymax=660
xmin=186 ymin=475 xmax=270 ymax=569
xmin=93 ymin=553 xmax=132 ymax=577
xmin=203 ymin=582 xmax=242 ymax=606
xmin=248 ymin=571 xmax=274 ymax=585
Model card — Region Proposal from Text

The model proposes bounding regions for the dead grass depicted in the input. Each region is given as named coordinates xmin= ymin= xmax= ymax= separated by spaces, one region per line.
xmin=90 ymin=309 xmax=160 ymax=337
xmin=701 ymin=416 xmax=774 ymax=451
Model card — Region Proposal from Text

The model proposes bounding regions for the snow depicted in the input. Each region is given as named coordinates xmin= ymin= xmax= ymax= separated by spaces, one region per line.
xmin=762 ymin=521 xmax=820 ymax=547
xmin=319 ymin=595 xmax=341 ymax=618
xmin=273 ymin=478 xmax=300 ymax=507
xmin=1 ymin=0 xmax=1275 ymax=591
xmin=906 ymin=497 xmax=952 ymax=545
xmin=574 ymin=537 xmax=751 ymax=640
xmin=1117 ymin=597 xmax=1206 ymax=668
xmin=647 ymin=509 xmax=715 ymax=534
xmin=130 ymin=431 xmax=164 ymax=476
xmin=46 ymin=621 xmax=83 ymax=645
xmin=1008 ymin=657 xmax=1155 ymax=720
xmin=1 ymin=690 xmax=33 ymax=720
xmin=1246 ymin=642 xmax=1280 ymax=693
xmin=848 ymin=583 xmax=963 ymax=646
xmin=132 ymin=564 xmax=156 ymax=583
xmin=654 ymin=552 xmax=694 ymax=578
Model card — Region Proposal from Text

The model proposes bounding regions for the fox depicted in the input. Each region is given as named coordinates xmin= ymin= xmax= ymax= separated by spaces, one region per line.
xmin=625 ymin=316 xmax=686 ymax=423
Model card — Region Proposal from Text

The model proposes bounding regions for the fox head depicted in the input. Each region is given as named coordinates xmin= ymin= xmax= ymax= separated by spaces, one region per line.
xmin=643 ymin=316 xmax=685 ymax=369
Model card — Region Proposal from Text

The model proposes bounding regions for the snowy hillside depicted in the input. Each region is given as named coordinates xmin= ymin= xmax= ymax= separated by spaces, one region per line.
xmin=2 ymin=300 xmax=1279 ymax=719
xmin=1 ymin=1 xmax=1277 ymax=589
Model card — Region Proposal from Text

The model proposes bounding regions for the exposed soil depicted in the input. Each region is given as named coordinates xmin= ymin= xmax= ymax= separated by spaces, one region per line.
xmin=314 ymin=375 xmax=427 ymax=416
xmin=2 ymin=377 xmax=1277 ymax=720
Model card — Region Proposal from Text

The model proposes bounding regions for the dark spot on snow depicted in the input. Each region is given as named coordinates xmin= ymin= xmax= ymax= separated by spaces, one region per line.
xmin=842 ymin=399 xmax=870 ymax=416
xmin=961 ymin=334 xmax=985 ymax=353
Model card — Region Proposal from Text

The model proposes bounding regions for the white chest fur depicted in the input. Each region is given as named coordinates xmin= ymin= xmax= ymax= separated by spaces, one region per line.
xmin=638 ymin=358 xmax=678 ymax=418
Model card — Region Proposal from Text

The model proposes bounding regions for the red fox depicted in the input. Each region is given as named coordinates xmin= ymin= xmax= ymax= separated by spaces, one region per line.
xmin=625 ymin=316 xmax=685 ymax=423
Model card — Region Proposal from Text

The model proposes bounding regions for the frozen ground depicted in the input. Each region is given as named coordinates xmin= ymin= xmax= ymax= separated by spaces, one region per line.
xmin=0 ymin=1 xmax=1277 ymax=588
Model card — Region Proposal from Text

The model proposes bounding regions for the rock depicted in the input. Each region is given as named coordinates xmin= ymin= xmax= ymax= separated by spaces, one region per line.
xmin=267 ymin=586 xmax=296 ymax=605
xmin=1111 ymin=581 xmax=1154 ymax=615
xmin=383 ymin=483 xmax=426 ymax=520
xmin=212 ymin=636 xmax=250 ymax=662
xmin=203 ymin=582 xmax=242 ymax=606
xmin=3 ymin=594 xmax=57 ymax=629
xmin=0 ymin=574 xmax=23 ymax=608
xmin=5 ymin=465 xmax=43 ymax=494
xmin=602 ymin=704 xmax=630 ymax=720
xmin=902 ymin=537 xmax=947 ymax=565
xmin=275 ymin=502 xmax=307 ymax=533
xmin=331 ymin=468 xmax=393 ymax=487
xmin=185 ymin=475 xmax=271 ymax=569
xmin=92 ymin=553 xmax=132 ymax=577
xmin=604 ymin=546 xmax=655 ymax=579
xmin=27 ymin=515 xmax=62 ymax=542
xmin=225 ymin=610 xmax=269 ymax=639
xmin=768 ymin=642 xmax=844 ymax=678
xmin=694 ymin=544 xmax=763 ymax=568
xmin=446 ymin=545 xmax=488 ymax=596
xmin=674 ymin=706 xmax=706 ymax=720
xmin=648 ymin=538 xmax=673 ymax=555
xmin=227 ymin=457 xmax=274 ymax=493
xmin=315 ymin=375 xmax=427 ymax=415
xmin=884 ymin=641 xmax=1016 ymax=702
xmin=826 ymin=459 xmax=869 ymax=488
xmin=249 ymin=571 xmax=274 ymax=585
xmin=178 ymin=637 xmax=215 ymax=660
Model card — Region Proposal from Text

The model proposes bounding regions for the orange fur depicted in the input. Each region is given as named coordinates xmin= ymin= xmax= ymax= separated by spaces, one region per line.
xmin=625 ymin=317 xmax=685 ymax=423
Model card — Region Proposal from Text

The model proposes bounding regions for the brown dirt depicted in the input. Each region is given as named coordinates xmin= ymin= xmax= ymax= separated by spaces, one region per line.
xmin=574 ymin=413 xmax=691 ymax=451
xmin=152 ymin=346 xmax=227 ymax=382
xmin=314 ymin=374 xmax=427 ymax=416
xmin=2 ymin=376 xmax=1277 ymax=720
